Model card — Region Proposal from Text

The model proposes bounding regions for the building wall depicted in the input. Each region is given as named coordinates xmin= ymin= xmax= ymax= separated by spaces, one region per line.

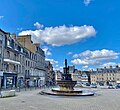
xmin=0 ymin=29 xmax=46 ymax=88
xmin=17 ymin=35 xmax=36 ymax=53
xmin=0 ymin=29 xmax=6 ymax=88
xmin=90 ymin=67 xmax=120 ymax=85
xmin=0 ymin=30 xmax=6 ymax=71
xmin=80 ymin=72 xmax=88 ymax=84
xmin=45 ymin=61 xmax=55 ymax=86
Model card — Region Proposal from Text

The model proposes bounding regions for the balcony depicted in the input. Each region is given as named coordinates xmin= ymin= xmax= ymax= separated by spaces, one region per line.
xmin=3 ymin=70 xmax=18 ymax=74
xmin=4 ymin=58 xmax=20 ymax=65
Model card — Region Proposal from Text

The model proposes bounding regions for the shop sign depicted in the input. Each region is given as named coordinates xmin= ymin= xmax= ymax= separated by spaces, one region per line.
xmin=0 ymin=71 xmax=3 ymax=76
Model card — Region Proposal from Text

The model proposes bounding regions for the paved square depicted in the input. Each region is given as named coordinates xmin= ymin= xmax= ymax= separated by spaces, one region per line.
xmin=0 ymin=88 xmax=120 ymax=110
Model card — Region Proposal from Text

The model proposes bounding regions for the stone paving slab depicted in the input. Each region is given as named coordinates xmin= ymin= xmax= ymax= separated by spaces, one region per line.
xmin=0 ymin=88 xmax=120 ymax=110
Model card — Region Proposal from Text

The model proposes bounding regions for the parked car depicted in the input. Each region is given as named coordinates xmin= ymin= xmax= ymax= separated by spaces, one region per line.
xmin=108 ymin=84 xmax=114 ymax=89
xmin=86 ymin=83 xmax=90 ymax=86
xmin=91 ymin=84 xmax=97 ymax=88
xmin=75 ymin=83 xmax=82 ymax=87
xmin=115 ymin=84 xmax=120 ymax=89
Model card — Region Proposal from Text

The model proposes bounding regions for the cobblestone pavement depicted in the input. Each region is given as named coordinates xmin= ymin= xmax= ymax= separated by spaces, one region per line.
xmin=0 ymin=88 xmax=120 ymax=110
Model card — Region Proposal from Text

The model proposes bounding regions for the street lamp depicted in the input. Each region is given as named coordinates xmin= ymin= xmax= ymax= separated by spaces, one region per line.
xmin=34 ymin=77 xmax=37 ymax=89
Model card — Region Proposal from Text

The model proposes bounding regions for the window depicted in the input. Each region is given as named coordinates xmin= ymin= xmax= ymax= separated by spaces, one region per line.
xmin=21 ymin=48 xmax=23 ymax=53
xmin=14 ymin=65 xmax=16 ymax=71
xmin=7 ymin=51 xmax=10 ymax=58
xmin=20 ymin=55 xmax=21 ymax=62
xmin=23 ymin=56 xmax=24 ymax=62
xmin=0 ymin=47 xmax=2 ymax=54
xmin=0 ymin=40 xmax=2 ymax=44
xmin=14 ymin=54 xmax=16 ymax=60
xmin=28 ymin=61 xmax=30 ymax=66
xmin=15 ymin=43 xmax=18 ymax=50
xmin=7 ymin=40 xmax=10 ymax=46
xmin=26 ymin=60 xmax=27 ymax=66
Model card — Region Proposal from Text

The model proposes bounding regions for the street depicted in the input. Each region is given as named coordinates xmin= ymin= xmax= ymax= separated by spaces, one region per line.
xmin=0 ymin=88 xmax=120 ymax=110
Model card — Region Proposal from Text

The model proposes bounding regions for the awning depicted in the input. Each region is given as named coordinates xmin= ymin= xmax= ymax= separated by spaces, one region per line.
xmin=4 ymin=59 xmax=20 ymax=65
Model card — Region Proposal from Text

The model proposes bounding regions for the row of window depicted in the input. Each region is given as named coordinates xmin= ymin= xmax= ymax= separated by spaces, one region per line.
xmin=3 ymin=64 xmax=18 ymax=72
xmin=7 ymin=39 xmax=40 ymax=61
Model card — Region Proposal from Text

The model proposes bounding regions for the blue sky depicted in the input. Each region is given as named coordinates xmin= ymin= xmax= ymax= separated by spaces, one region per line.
xmin=0 ymin=0 xmax=120 ymax=71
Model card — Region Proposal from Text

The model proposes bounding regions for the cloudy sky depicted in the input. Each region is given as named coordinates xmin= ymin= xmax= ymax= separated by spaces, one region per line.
xmin=0 ymin=0 xmax=120 ymax=71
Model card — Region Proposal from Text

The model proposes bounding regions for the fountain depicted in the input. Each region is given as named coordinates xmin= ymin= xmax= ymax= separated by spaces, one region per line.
xmin=40 ymin=59 xmax=94 ymax=96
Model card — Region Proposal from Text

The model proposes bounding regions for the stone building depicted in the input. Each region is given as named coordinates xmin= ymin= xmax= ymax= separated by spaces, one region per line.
xmin=55 ymin=71 xmax=62 ymax=81
xmin=72 ymin=69 xmax=81 ymax=82
xmin=0 ymin=29 xmax=6 ymax=88
xmin=90 ymin=66 xmax=120 ymax=86
xmin=45 ymin=61 xmax=55 ymax=86
xmin=80 ymin=72 xmax=89 ymax=84
xmin=2 ymin=32 xmax=20 ymax=88
xmin=0 ymin=29 xmax=46 ymax=88
xmin=17 ymin=35 xmax=46 ymax=87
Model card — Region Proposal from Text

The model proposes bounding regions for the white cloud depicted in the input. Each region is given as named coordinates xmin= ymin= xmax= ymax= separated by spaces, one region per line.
xmin=42 ymin=47 xmax=52 ymax=56
xmin=82 ymin=65 xmax=89 ymax=69
xmin=73 ymin=54 xmax=79 ymax=58
xmin=45 ymin=58 xmax=58 ymax=65
xmin=0 ymin=16 xmax=4 ymax=19
xmin=71 ymin=59 xmax=89 ymax=65
xmin=67 ymin=52 xmax=73 ymax=55
xmin=19 ymin=25 xmax=96 ymax=46
xmin=19 ymin=30 xmax=42 ymax=43
xmin=17 ymin=28 xmax=23 ymax=31
xmin=84 ymin=0 xmax=93 ymax=6
xmin=101 ymin=62 xmax=120 ymax=68
xmin=55 ymin=65 xmax=59 ymax=67
xmin=71 ymin=49 xmax=119 ymax=66
xmin=34 ymin=22 xmax=44 ymax=29
xmin=54 ymin=66 xmax=63 ymax=72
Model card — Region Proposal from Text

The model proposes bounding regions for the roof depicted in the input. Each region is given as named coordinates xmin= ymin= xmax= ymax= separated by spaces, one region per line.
xmin=0 ymin=28 xmax=7 ymax=34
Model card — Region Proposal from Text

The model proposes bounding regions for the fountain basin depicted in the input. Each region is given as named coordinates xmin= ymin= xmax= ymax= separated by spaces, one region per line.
xmin=40 ymin=87 xmax=94 ymax=96
xmin=57 ymin=80 xmax=77 ymax=91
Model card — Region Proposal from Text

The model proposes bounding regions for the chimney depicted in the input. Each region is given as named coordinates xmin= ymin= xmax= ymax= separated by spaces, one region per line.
xmin=110 ymin=66 xmax=112 ymax=68
xmin=33 ymin=43 xmax=40 ymax=47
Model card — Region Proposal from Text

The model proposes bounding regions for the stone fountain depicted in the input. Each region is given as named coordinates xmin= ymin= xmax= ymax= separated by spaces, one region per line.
xmin=40 ymin=59 xmax=94 ymax=96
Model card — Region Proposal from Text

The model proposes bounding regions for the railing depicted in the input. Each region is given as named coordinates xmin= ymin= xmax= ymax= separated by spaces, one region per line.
xmin=4 ymin=56 xmax=20 ymax=62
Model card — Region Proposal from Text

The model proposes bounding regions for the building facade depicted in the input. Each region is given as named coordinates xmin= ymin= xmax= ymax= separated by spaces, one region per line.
xmin=55 ymin=70 xmax=62 ymax=81
xmin=0 ymin=29 xmax=6 ymax=88
xmin=0 ymin=29 xmax=46 ymax=88
xmin=17 ymin=35 xmax=46 ymax=87
xmin=90 ymin=66 xmax=120 ymax=86
xmin=80 ymin=72 xmax=89 ymax=84
xmin=45 ymin=61 xmax=55 ymax=86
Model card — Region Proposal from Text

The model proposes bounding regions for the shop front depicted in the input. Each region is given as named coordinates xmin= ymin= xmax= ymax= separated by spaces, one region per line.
xmin=1 ymin=72 xmax=17 ymax=89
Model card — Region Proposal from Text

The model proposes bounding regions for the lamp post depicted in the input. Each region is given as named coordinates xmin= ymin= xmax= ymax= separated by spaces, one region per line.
xmin=34 ymin=77 xmax=37 ymax=89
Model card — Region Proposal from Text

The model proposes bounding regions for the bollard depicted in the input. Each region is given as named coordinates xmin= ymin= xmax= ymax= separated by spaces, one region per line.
xmin=18 ymin=86 xmax=20 ymax=92
xmin=25 ymin=86 xmax=26 ymax=91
